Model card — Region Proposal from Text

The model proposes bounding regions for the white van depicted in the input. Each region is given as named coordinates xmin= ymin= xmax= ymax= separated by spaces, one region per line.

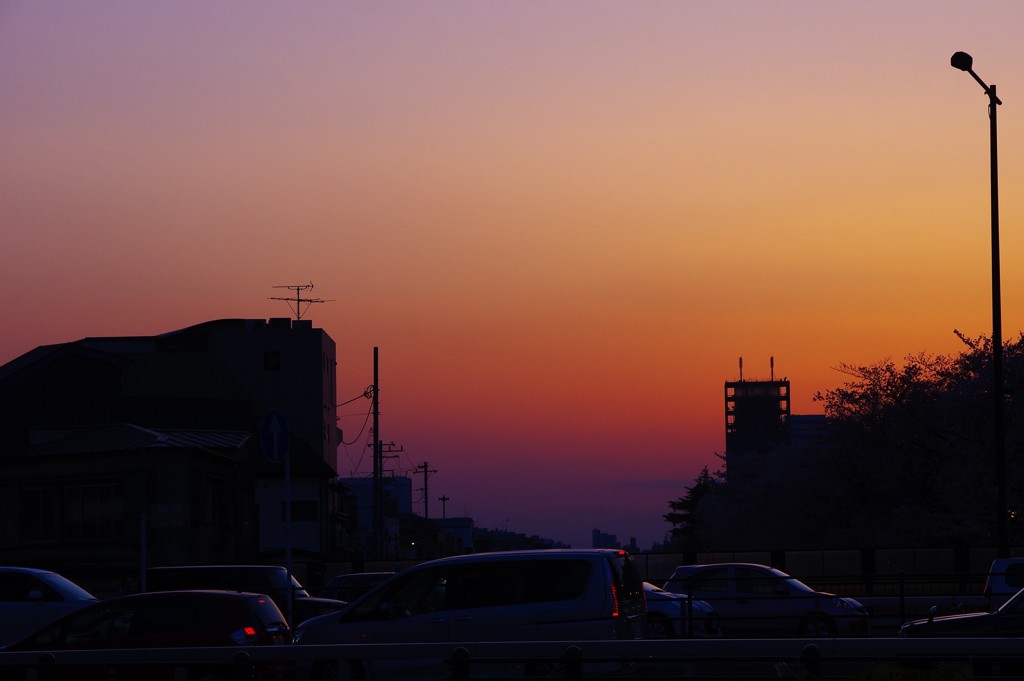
xmin=294 ymin=549 xmax=647 ymax=679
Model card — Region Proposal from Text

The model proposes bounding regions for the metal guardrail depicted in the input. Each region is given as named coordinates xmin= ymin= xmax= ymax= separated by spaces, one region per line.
xmin=3 ymin=638 xmax=1024 ymax=680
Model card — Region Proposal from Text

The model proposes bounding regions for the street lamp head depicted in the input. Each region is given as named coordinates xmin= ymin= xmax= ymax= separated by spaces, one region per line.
xmin=950 ymin=51 xmax=1001 ymax=104
xmin=951 ymin=51 xmax=974 ymax=71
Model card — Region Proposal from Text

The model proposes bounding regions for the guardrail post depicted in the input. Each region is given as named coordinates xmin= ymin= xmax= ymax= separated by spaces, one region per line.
xmin=563 ymin=645 xmax=583 ymax=678
xmin=448 ymin=646 xmax=471 ymax=680
xmin=33 ymin=652 xmax=55 ymax=681
xmin=799 ymin=644 xmax=821 ymax=681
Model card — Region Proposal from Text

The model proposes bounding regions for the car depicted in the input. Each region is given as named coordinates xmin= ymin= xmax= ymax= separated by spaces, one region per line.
xmin=643 ymin=582 xmax=720 ymax=638
xmin=0 ymin=566 xmax=98 ymax=645
xmin=145 ymin=564 xmax=347 ymax=625
xmin=663 ymin=563 xmax=869 ymax=637
xmin=318 ymin=571 xmax=394 ymax=602
xmin=984 ymin=557 xmax=1024 ymax=610
xmin=294 ymin=549 xmax=647 ymax=679
xmin=900 ymin=583 xmax=1024 ymax=637
xmin=1 ymin=590 xmax=290 ymax=680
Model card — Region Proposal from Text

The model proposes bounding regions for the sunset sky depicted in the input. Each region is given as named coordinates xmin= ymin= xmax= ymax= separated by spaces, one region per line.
xmin=4 ymin=1 xmax=1024 ymax=549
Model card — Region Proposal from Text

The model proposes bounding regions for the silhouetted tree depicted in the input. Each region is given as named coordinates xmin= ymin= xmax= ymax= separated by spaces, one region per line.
xmin=668 ymin=332 xmax=1024 ymax=550
xmin=664 ymin=465 xmax=718 ymax=551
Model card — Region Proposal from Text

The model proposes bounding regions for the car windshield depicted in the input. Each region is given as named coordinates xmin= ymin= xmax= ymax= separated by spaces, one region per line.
xmin=263 ymin=570 xmax=310 ymax=598
xmin=288 ymin=575 xmax=310 ymax=598
xmin=782 ymin=577 xmax=817 ymax=594
xmin=39 ymin=573 xmax=96 ymax=600
xmin=997 ymin=587 xmax=1024 ymax=614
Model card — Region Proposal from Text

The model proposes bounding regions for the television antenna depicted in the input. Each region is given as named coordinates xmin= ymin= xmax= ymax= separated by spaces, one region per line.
xmin=270 ymin=282 xmax=333 ymax=320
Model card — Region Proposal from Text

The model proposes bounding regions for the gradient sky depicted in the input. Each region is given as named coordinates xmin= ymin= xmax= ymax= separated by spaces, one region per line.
xmin=3 ymin=1 xmax=1024 ymax=550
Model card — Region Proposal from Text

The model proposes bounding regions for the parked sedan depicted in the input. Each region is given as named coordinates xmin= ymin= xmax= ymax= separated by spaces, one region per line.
xmin=1 ymin=590 xmax=291 ymax=680
xmin=0 ymin=566 xmax=98 ymax=645
xmin=663 ymin=563 xmax=869 ymax=637
xmin=146 ymin=564 xmax=347 ymax=625
xmin=900 ymin=584 xmax=1024 ymax=637
xmin=643 ymin=582 xmax=720 ymax=638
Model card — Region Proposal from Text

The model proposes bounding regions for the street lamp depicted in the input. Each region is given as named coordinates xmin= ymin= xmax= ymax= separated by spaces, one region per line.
xmin=951 ymin=51 xmax=1008 ymax=557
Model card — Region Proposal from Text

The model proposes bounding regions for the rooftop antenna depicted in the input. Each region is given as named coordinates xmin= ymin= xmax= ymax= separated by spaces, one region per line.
xmin=739 ymin=356 xmax=743 ymax=381
xmin=269 ymin=282 xmax=333 ymax=320
xmin=770 ymin=356 xmax=775 ymax=381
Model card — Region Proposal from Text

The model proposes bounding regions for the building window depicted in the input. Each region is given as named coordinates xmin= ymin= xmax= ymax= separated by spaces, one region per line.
xmin=66 ymin=483 xmax=124 ymax=541
xmin=19 ymin=487 xmax=61 ymax=543
xmin=282 ymin=500 xmax=317 ymax=522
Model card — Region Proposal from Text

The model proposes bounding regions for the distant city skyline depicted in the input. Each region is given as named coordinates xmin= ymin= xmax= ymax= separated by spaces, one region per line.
xmin=4 ymin=2 xmax=1024 ymax=550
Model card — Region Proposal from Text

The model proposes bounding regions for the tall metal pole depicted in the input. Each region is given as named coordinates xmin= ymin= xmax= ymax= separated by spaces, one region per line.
xmin=372 ymin=347 xmax=382 ymax=560
xmin=951 ymin=52 xmax=1007 ymax=557
xmin=988 ymin=83 xmax=1008 ymax=558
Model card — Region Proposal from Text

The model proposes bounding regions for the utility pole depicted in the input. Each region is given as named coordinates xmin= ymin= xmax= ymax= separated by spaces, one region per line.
xmin=371 ymin=348 xmax=382 ymax=560
xmin=415 ymin=461 xmax=438 ymax=518
xmin=438 ymin=495 xmax=450 ymax=519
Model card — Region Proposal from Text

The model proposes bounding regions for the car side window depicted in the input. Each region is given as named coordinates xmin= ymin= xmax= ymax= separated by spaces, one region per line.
xmin=690 ymin=568 xmax=729 ymax=593
xmin=1007 ymin=564 xmax=1024 ymax=589
xmin=130 ymin=599 xmax=215 ymax=636
xmin=0 ymin=573 xmax=60 ymax=602
xmin=380 ymin=569 xmax=447 ymax=618
xmin=528 ymin=560 xmax=591 ymax=602
xmin=734 ymin=568 xmax=779 ymax=596
xmin=64 ymin=606 xmax=134 ymax=644
xmin=446 ymin=563 xmax=526 ymax=609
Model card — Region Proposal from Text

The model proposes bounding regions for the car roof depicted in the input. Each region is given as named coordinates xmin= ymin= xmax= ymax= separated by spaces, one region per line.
xmin=147 ymin=565 xmax=286 ymax=570
xmin=0 ymin=566 xmax=60 ymax=575
xmin=332 ymin=571 xmax=393 ymax=578
xmin=104 ymin=590 xmax=274 ymax=603
xmin=411 ymin=548 xmax=629 ymax=567
xmin=672 ymin=563 xmax=787 ymax=573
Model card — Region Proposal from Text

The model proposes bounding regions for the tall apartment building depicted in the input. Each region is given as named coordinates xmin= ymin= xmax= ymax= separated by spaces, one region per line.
xmin=724 ymin=358 xmax=790 ymax=478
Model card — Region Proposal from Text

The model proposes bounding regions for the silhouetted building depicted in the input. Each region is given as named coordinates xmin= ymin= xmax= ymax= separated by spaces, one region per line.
xmin=725 ymin=358 xmax=790 ymax=479
xmin=789 ymin=413 xmax=827 ymax=449
xmin=435 ymin=517 xmax=475 ymax=555
xmin=723 ymin=359 xmax=830 ymax=482
xmin=592 ymin=529 xmax=619 ymax=549
xmin=341 ymin=475 xmax=412 ymax=559
xmin=0 ymin=318 xmax=348 ymax=585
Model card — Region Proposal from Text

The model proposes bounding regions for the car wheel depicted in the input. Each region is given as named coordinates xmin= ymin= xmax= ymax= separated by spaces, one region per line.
xmin=646 ymin=614 xmax=675 ymax=639
xmin=798 ymin=613 xmax=837 ymax=637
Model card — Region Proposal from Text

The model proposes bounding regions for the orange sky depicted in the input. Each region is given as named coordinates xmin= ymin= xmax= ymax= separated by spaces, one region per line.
xmin=4 ymin=1 xmax=1024 ymax=549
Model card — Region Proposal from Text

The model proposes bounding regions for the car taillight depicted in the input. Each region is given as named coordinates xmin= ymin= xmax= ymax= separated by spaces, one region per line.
xmin=230 ymin=626 xmax=260 ymax=645
xmin=610 ymin=582 xmax=620 ymax=617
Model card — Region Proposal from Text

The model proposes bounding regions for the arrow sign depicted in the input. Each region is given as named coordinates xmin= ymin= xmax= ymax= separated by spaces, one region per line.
xmin=260 ymin=409 xmax=290 ymax=464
